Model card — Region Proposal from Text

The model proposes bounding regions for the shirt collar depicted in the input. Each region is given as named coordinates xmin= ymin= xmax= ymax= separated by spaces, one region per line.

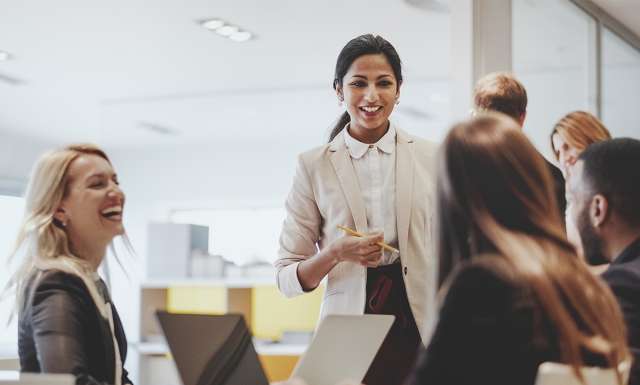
xmin=343 ymin=123 xmax=396 ymax=159
xmin=611 ymin=236 xmax=640 ymax=265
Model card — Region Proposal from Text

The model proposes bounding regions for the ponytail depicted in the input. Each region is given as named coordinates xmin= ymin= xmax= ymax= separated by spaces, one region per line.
xmin=328 ymin=111 xmax=351 ymax=143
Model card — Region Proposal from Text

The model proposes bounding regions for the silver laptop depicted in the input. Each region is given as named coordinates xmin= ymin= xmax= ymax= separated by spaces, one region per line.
xmin=291 ymin=314 xmax=394 ymax=385
xmin=0 ymin=371 xmax=74 ymax=385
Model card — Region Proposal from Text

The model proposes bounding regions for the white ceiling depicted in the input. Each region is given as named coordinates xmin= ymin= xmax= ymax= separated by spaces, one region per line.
xmin=0 ymin=0 xmax=450 ymax=149
xmin=591 ymin=0 xmax=640 ymax=38
xmin=0 ymin=0 xmax=637 ymax=150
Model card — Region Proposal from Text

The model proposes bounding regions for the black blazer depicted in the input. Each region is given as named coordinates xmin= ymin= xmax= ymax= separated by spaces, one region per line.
xmin=18 ymin=270 xmax=132 ymax=385
xmin=545 ymin=158 xmax=566 ymax=220
xmin=602 ymin=237 xmax=640 ymax=385
xmin=407 ymin=256 xmax=605 ymax=385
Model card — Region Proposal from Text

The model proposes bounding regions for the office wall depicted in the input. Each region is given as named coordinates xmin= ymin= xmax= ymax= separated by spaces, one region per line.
xmin=0 ymin=132 xmax=54 ymax=195
xmin=0 ymin=133 xmax=56 ymax=350
xmin=107 ymin=138 xmax=309 ymax=341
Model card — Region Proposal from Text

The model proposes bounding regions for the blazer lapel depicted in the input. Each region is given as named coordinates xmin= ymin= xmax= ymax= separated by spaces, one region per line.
xmin=329 ymin=133 xmax=368 ymax=233
xmin=396 ymin=128 xmax=414 ymax=257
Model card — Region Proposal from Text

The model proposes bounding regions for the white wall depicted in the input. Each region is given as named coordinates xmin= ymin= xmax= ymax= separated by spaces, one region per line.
xmin=0 ymin=132 xmax=55 ymax=195
xmin=106 ymin=137 xmax=315 ymax=341
xmin=0 ymin=133 xmax=54 ymax=353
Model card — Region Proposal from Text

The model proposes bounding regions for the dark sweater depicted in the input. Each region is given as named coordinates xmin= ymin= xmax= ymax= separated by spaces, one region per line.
xmin=602 ymin=237 xmax=640 ymax=385
xmin=545 ymin=158 xmax=566 ymax=221
xmin=407 ymin=256 xmax=606 ymax=385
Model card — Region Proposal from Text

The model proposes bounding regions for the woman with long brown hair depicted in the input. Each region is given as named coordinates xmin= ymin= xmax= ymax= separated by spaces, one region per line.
xmin=408 ymin=113 xmax=629 ymax=385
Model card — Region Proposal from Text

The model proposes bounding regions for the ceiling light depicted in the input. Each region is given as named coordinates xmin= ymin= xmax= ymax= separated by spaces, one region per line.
xmin=201 ymin=19 xmax=224 ymax=30
xmin=229 ymin=31 xmax=252 ymax=42
xmin=198 ymin=18 xmax=255 ymax=42
xmin=138 ymin=121 xmax=179 ymax=136
xmin=0 ymin=51 xmax=11 ymax=61
xmin=404 ymin=0 xmax=449 ymax=12
xmin=216 ymin=25 xmax=238 ymax=37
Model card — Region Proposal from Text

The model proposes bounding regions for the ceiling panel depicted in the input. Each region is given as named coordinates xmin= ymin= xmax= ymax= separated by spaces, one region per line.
xmin=0 ymin=0 xmax=450 ymax=148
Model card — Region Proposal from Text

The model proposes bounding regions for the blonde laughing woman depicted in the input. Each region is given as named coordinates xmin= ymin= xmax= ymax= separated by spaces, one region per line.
xmin=5 ymin=144 xmax=132 ymax=385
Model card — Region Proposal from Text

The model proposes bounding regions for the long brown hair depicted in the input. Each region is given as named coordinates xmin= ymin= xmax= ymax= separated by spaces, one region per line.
xmin=550 ymin=111 xmax=611 ymax=161
xmin=436 ymin=113 xmax=628 ymax=379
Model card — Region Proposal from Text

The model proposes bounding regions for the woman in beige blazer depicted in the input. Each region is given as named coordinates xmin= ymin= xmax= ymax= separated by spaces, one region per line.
xmin=275 ymin=34 xmax=437 ymax=385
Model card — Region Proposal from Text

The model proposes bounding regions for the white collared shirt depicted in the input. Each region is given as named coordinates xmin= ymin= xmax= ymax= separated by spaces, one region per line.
xmin=343 ymin=124 xmax=399 ymax=264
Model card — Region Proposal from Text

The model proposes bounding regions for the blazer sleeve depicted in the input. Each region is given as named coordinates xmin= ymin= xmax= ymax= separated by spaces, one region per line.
xmin=406 ymin=263 xmax=537 ymax=385
xmin=274 ymin=154 xmax=323 ymax=297
xmin=29 ymin=275 xmax=113 ymax=385
xmin=111 ymin=304 xmax=134 ymax=385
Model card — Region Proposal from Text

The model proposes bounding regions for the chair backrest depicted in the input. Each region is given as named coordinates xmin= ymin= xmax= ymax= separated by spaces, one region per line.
xmin=535 ymin=361 xmax=630 ymax=385
xmin=0 ymin=371 xmax=74 ymax=385
xmin=0 ymin=359 xmax=19 ymax=371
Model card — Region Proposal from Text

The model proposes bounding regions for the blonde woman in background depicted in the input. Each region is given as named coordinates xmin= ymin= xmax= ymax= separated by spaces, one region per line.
xmin=550 ymin=111 xmax=612 ymax=260
xmin=5 ymin=144 xmax=132 ymax=385
xmin=551 ymin=110 xmax=612 ymax=177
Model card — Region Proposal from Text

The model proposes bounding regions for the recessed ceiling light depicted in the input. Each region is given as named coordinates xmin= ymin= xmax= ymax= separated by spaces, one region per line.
xmin=229 ymin=31 xmax=252 ymax=42
xmin=201 ymin=19 xmax=224 ymax=30
xmin=198 ymin=18 xmax=255 ymax=42
xmin=0 ymin=51 xmax=11 ymax=61
xmin=216 ymin=25 xmax=238 ymax=37
xmin=138 ymin=121 xmax=179 ymax=136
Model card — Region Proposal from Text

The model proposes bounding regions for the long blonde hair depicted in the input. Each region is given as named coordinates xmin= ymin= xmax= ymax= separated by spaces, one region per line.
xmin=5 ymin=144 xmax=118 ymax=318
xmin=437 ymin=113 xmax=629 ymax=381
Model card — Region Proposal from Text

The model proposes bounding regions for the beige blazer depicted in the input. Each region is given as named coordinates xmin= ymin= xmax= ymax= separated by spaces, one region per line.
xmin=275 ymin=125 xmax=438 ymax=342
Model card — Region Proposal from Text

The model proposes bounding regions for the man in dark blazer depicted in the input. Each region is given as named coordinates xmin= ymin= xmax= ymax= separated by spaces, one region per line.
xmin=566 ymin=138 xmax=640 ymax=385
xmin=473 ymin=72 xmax=566 ymax=219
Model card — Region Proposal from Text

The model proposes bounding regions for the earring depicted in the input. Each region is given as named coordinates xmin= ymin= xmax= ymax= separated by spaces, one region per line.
xmin=395 ymin=98 xmax=400 ymax=106
xmin=338 ymin=98 xmax=344 ymax=107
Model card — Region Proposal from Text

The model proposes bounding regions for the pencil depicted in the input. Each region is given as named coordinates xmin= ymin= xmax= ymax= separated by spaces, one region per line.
xmin=337 ymin=225 xmax=400 ymax=254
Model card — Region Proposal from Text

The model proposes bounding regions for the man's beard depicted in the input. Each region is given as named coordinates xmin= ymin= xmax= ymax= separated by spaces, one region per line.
xmin=577 ymin=206 xmax=609 ymax=265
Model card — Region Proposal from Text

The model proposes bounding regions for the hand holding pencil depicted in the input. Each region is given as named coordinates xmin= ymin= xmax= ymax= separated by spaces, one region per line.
xmin=337 ymin=225 xmax=400 ymax=254
xmin=329 ymin=225 xmax=395 ymax=268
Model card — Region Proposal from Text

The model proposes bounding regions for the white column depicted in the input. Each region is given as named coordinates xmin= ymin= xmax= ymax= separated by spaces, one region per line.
xmin=450 ymin=0 xmax=513 ymax=121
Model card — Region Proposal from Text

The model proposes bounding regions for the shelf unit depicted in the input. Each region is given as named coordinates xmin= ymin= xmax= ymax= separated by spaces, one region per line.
xmin=133 ymin=276 xmax=320 ymax=385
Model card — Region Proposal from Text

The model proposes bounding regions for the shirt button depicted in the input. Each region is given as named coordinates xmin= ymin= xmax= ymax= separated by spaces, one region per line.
xmin=403 ymin=266 xmax=408 ymax=275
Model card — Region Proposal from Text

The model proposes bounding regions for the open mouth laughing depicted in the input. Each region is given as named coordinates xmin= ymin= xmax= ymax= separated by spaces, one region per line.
xmin=100 ymin=205 xmax=123 ymax=221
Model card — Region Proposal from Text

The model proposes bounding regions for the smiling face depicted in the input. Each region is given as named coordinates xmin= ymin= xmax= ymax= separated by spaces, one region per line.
xmin=552 ymin=132 xmax=581 ymax=176
xmin=336 ymin=54 xmax=400 ymax=143
xmin=55 ymin=154 xmax=125 ymax=252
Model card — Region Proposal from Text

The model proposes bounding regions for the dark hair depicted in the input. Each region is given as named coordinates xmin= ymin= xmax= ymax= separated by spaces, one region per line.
xmin=328 ymin=34 xmax=403 ymax=142
xmin=436 ymin=112 xmax=628 ymax=377
xmin=579 ymin=137 xmax=640 ymax=227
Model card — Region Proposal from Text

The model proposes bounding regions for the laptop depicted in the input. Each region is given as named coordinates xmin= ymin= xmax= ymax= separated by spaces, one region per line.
xmin=291 ymin=314 xmax=394 ymax=385
xmin=156 ymin=311 xmax=268 ymax=385
xmin=0 ymin=371 xmax=75 ymax=385
xmin=156 ymin=311 xmax=394 ymax=385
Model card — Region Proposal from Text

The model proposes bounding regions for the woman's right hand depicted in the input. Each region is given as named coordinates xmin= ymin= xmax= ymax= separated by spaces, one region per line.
xmin=330 ymin=233 xmax=384 ymax=267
